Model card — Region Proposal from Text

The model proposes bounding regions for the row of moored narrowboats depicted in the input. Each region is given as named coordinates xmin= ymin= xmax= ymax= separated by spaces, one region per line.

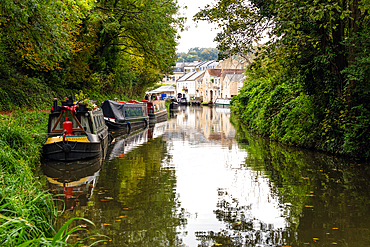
xmin=43 ymin=98 xmax=167 ymax=161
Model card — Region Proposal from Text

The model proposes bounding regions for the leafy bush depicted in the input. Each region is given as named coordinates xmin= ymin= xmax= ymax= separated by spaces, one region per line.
xmin=231 ymin=49 xmax=370 ymax=158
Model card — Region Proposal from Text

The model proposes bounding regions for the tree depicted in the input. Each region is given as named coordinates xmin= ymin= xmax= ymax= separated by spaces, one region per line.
xmin=198 ymin=0 xmax=370 ymax=156
xmin=76 ymin=0 xmax=184 ymax=94
xmin=176 ymin=47 xmax=219 ymax=62
xmin=0 ymin=0 xmax=93 ymax=72
xmin=194 ymin=0 xmax=274 ymax=60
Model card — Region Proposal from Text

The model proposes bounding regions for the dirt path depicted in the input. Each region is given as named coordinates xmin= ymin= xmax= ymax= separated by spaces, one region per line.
xmin=0 ymin=109 xmax=49 ymax=116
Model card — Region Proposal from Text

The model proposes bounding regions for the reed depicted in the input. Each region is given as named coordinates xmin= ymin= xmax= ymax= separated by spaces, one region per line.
xmin=0 ymin=111 xmax=54 ymax=246
xmin=17 ymin=217 xmax=107 ymax=247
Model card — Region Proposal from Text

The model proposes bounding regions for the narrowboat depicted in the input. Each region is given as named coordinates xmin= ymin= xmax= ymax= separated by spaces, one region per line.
xmin=43 ymin=100 xmax=109 ymax=161
xmin=141 ymin=100 xmax=167 ymax=124
xmin=101 ymin=100 xmax=148 ymax=131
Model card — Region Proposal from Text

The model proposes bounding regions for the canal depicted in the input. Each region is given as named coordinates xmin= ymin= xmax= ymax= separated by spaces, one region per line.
xmin=42 ymin=105 xmax=370 ymax=247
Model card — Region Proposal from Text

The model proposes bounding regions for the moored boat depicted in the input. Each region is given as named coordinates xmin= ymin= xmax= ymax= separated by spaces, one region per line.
xmin=214 ymin=98 xmax=231 ymax=106
xmin=43 ymin=99 xmax=109 ymax=161
xmin=101 ymin=100 xmax=148 ymax=131
xmin=179 ymin=97 xmax=188 ymax=105
xmin=191 ymin=97 xmax=202 ymax=106
xmin=141 ymin=100 xmax=167 ymax=124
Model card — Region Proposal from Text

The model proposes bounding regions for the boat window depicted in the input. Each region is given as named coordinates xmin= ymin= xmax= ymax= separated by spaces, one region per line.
xmin=93 ymin=115 xmax=97 ymax=132
xmin=50 ymin=112 xmax=78 ymax=133
xmin=80 ymin=115 xmax=91 ymax=133
xmin=97 ymin=115 xmax=101 ymax=129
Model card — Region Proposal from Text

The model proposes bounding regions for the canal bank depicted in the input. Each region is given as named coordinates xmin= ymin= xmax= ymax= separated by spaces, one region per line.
xmin=0 ymin=111 xmax=57 ymax=245
xmin=42 ymin=105 xmax=370 ymax=246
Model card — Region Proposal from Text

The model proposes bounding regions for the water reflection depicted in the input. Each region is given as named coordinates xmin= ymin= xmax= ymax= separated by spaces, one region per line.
xmin=42 ymin=106 xmax=370 ymax=247
xmin=42 ymin=157 xmax=103 ymax=211
xmin=231 ymin=116 xmax=370 ymax=246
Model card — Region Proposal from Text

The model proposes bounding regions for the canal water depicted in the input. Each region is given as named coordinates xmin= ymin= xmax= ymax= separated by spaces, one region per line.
xmin=42 ymin=105 xmax=370 ymax=247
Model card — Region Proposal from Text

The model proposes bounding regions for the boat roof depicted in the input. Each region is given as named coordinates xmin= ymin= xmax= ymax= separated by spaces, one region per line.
xmin=147 ymin=85 xmax=176 ymax=94
xmin=101 ymin=100 xmax=125 ymax=122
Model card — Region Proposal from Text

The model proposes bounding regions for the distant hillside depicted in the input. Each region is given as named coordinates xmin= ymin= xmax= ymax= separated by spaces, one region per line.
xmin=177 ymin=48 xmax=218 ymax=62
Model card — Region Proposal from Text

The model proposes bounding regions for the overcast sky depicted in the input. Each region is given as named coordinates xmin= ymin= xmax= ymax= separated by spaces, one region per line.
xmin=176 ymin=0 xmax=219 ymax=53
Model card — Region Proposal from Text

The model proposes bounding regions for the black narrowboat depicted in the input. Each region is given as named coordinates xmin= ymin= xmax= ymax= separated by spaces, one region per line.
xmin=101 ymin=100 xmax=148 ymax=132
xmin=43 ymin=100 xmax=109 ymax=161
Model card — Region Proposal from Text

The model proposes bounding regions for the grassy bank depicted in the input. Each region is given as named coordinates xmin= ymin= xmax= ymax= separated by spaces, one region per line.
xmin=0 ymin=111 xmax=56 ymax=245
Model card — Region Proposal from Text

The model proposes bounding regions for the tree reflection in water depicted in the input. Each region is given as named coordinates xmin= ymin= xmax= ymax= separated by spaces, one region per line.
xmin=43 ymin=107 xmax=370 ymax=247
xmin=220 ymin=115 xmax=370 ymax=247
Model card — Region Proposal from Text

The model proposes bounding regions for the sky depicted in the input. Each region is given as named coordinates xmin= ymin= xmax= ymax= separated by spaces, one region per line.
xmin=176 ymin=0 xmax=219 ymax=53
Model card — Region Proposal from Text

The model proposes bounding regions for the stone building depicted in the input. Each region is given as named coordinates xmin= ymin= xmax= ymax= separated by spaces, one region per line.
xmin=222 ymin=73 xmax=245 ymax=98
xmin=201 ymin=69 xmax=244 ymax=102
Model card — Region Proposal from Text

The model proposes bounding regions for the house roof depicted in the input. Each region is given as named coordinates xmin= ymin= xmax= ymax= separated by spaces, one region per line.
xmin=206 ymin=69 xmax=222 ymax=77
xmin=221 ymin=69 xmax=245 ymax=79
xmin=188 ymin=70 xmax=205 ymax=80
xmin=197 ymin=60 xmax=215 ymax=68
xmin=177 ymin=72 xmax=196 ymax=82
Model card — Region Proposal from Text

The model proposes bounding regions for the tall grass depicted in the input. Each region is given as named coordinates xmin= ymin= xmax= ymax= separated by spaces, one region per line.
xmin=0 ymin=111 xmax=56 ymax=245
xmin=0 ymin=111 xmax=107 ymax=246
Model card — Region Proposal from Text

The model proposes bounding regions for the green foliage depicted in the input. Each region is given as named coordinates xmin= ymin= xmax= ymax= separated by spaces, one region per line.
xmin=194 ymin=0 xmax=272 ymax=59
xmin=232 ymin=46 xmax=370 ymax=157
xmin=201 ymin=0 xmax=370 ymax=158
xmin=177 ymin=47 xmax=219 ymax=62
xmin=0 ymin=0 xmax=93 ymax=72
xmin=0 ymin=0 xmax=184 ymax=109
xmin=19 ymin=217 xmax=108 ymax=247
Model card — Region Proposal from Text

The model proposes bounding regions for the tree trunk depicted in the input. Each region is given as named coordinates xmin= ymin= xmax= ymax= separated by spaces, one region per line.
xmin=332 ymin=0 xmax=347 ymax=98
xmin=347 ymin=0 xmax=360 ymax=106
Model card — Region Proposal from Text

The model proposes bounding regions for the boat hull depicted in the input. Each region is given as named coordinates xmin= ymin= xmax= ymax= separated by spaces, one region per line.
xmin=148 ymin=110 xmax=167 ymax=124
xmin=105 ymin=117 xmax=148 ymax=131
xmin=214 ymin=98 xmax=231 ymax=106
xmin=43 ymin=132 xmax=109 ymax=161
